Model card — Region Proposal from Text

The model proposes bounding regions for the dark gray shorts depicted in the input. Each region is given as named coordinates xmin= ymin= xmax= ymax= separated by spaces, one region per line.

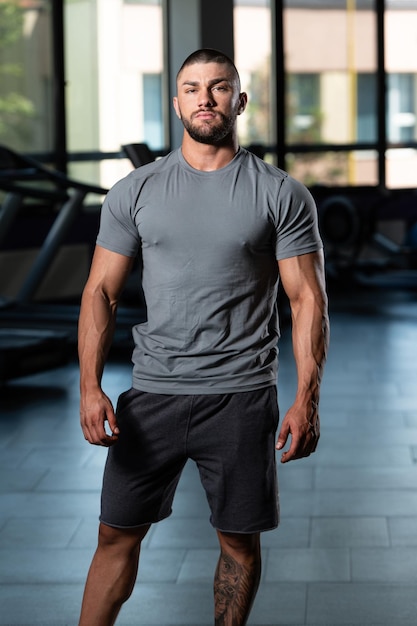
xmin=100 ymin=387 xmax=280 ymax=533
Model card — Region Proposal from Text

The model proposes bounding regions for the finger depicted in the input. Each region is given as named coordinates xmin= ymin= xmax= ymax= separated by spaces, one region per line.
xmin=93 ymin=420 xmax=119 ymax=446
xmin=276 ymin=422 xmax=290 ymax=450
xmin=106 ymin=411 xmax=120 ymax=436
xmin=88 ymin=431 xmax=118 ymax=447
xmin=281 ymin=428 xmax=318 ymax=463
xmin=82 ymin=416 xmax=118 ymax=447
xmin=99 ymin=434 xmax=119 ymax=447
xmin=280 ymin=431 xmax=302 ymax=463
xmin=311 ymin=434 xmax=319 ymax=453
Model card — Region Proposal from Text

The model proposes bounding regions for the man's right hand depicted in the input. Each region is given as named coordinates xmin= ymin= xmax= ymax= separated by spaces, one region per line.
xmin=80 ymin=390 xmax=120 ymax=447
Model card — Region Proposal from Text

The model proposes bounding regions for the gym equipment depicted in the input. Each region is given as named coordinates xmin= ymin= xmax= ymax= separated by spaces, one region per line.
xmin=122 ymin=143 xmax=155 ymax=168
xmin=0 ymin=144 xmax=108 ymax=381
xmin=316 ymin=189 xmax=417 ymax=287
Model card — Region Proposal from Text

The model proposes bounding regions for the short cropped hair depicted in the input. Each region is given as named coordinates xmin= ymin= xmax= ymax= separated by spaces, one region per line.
xmin=177 ymin=48 xmax=241 ymax=90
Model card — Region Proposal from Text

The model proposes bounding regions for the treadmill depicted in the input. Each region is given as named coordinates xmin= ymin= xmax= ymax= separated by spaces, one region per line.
xmin=0 ymin=145 xmax=108 ymax=382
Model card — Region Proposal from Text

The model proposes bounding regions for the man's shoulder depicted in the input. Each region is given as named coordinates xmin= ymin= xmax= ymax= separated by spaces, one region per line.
xmin=239 ymin=149 xmax=316 ymax=206
xmin=239 ymin=148 xmax=288 ymax=182
xmin=240 ymin=149 xmax=308 ymax=191
xmin=110 ymin=149 xmax=180 ymax=194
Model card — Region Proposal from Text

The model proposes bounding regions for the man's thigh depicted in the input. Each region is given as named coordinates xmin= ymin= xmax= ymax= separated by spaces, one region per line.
xmin=187 ymin=387 xmax=280 ymax=533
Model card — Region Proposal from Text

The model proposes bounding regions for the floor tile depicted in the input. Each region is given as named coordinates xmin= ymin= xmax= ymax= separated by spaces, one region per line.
xmin=0 ymin=584 xmax=83 ymax=625
xmin=148 ymin=516 xmax=218 ymax=549
xmin=315 ymin=466 xmax=417 ymax=490
xmin=265 ymin=548 xmax=350 ymax=582
xmin=0 ymin=516 xmax=82 ymax=548
xmin=310 ymin=517 xmax=389 ymax=547
xmin=387 ymin=516 xmax=417 ymax=546
xmin=306 ymin=583 xmax=417 ymax=624
xmin=0 ymin=548 xmax=93 ymax=584
xmin=262 ymin=517 xmax=311 ymax=548
xmin=351 ymin=547 xmax=417 ymax=582
xmin=176 ymin=548 xmax=218 ymax=582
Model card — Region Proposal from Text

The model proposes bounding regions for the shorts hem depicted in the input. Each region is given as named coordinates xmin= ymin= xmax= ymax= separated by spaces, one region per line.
xmin=212 ymin=521 xmax=280 ymax=534
xmin=99 ymin=511 xmax=172 ymax=529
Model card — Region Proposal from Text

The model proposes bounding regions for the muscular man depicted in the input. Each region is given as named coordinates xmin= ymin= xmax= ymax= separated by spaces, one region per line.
xmin=78 ymin=48 xmax=329 ymax=626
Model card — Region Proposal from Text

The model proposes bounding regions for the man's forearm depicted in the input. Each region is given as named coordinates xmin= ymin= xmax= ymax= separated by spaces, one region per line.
xmin=291 ymin=291 xmax=329 ymax=411
xmin=78 ymin=286 xmax=118 ymax=393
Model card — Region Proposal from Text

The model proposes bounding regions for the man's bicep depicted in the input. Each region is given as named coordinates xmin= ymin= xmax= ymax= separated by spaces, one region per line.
xmin=85 ymin=245 xmax=136 ymax=301
xmin=278 ymin=250 xmax=326 ymax=302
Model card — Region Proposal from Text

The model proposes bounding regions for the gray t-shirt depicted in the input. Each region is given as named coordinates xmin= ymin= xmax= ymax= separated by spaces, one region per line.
xmin=97 ymin=147 xmax=322 ymax=394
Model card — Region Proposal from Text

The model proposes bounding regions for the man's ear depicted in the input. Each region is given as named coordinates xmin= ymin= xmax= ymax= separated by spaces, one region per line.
xmin=237 ymin=92 xmax=248 ymax=115
xmin=173 ymin=96 xmax=181 ymax=120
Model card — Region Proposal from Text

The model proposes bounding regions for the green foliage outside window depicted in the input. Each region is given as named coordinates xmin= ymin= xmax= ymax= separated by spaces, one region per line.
xmin=0 ymin=2 xmax=35 ymax=148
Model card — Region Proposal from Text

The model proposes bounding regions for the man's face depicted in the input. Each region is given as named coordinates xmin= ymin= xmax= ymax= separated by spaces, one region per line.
xmin=173 ymin=61 xmax=247 ymax=145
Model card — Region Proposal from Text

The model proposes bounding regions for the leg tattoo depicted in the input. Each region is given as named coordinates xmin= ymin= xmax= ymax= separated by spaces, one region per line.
xmin=214 ymin=549 xmax=260 ymax=626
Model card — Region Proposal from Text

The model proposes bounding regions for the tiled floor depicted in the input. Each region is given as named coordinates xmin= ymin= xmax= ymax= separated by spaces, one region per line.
xmin=1 ymin=285 xmax=417 ymax=625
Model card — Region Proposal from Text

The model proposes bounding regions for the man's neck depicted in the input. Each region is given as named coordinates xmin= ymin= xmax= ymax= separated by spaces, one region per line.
xmin=180 ymin=134 xmax=239 ymax=171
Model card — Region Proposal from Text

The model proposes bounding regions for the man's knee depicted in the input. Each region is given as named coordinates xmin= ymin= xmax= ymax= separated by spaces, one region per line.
xmin=97 ymin=522 xmax=150 ymax=552
xmin=217 ymin=530 xmax=261 ymax=560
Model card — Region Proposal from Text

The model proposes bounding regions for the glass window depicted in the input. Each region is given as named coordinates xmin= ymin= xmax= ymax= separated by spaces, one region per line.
xmin=286 ymin=150 xmax=378 ymax=187
xmin=283 ymin=1 xmax=378 ymax=186
xmin=233 ymin=0 xmax=274 ymax=148
xmin=287 ymin=74 xmax=321 ymax=144
xmin=357 ymin=73 xmax=377 ymax=142
xmin=387 ymin=73 xmax=416 ymax=142
xmin=385 ymin=0 xmax=417 ymax=187
xmin=143 ymin=73 xmax=163 ymax=149
xmin=64 ymin=0 xmax=165 ymax=187
xmin=0 ymin=0 xmax=53 ymax=154
xmin=386 ymin=148 xmax=417 ymax=189
xmin=284 ymin=0 xmax=377 ymax=150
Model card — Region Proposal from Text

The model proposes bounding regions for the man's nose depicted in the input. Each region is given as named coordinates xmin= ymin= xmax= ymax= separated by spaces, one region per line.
xmin=198 ymin=89 xmax=215 ymax=107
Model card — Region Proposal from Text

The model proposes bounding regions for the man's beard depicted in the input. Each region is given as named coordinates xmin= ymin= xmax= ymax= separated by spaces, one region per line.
xmin=181 ymin=111 xmax=236 ymax=145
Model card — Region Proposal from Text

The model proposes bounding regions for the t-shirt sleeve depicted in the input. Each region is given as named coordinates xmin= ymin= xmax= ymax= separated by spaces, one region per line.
xmin=275 ymin=176 xmax=323 ymax=260
xmin=96 ymin=178 xmax=140 ymax=257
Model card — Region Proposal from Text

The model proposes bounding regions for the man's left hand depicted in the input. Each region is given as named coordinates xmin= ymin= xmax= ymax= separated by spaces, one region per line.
xmin=276 ymin=406 xmax=320 ymax=463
